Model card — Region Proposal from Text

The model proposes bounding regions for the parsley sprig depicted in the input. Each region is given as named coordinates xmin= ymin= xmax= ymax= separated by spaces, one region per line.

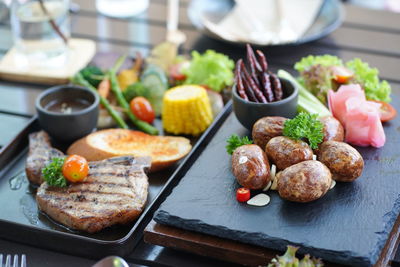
xmin=283 ymin=113 xmax=324 ymax=149
xmin=226 ymin=134 xmax=253 ymax=154
xmin=42 ymin=157 xmax=67 ymax=187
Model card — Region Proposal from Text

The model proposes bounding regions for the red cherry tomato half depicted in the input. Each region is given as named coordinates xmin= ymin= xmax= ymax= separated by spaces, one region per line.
xmin=170 ymin=64 xmax=186 ymax=81
xmin=332 ymin=66 xmax=354 ymax=84
xmin=370 ymin=100 xmax=397 ymax=122
xmin=130 ymin=97 xmax=155 ymax=123
xmin=236 ymin=188 xmax=251 ymax=202
xmin=62 ymin=155 xmax=89 ymax=183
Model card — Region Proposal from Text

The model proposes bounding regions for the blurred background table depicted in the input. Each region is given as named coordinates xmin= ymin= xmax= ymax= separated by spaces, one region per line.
xmin=0 ymin=0 xmax=400 ymax=266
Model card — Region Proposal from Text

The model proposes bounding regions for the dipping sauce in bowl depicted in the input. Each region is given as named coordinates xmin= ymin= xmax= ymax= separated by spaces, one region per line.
xmin=45 ymin=99 xmax=92 ymax=114
xmin=36 ymin=85 xmax=99 ymax=143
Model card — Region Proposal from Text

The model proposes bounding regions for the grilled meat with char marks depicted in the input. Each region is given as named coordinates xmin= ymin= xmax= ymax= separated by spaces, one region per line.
xmin=36 ymin=156 xmax=150 ymax=233
xmin=25 ymin=131 xmax=64 ymax=185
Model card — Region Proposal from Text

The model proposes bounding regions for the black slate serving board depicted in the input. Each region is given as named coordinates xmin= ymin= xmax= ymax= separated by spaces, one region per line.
xmin=154 ymin=90 xmax=400 ymax=266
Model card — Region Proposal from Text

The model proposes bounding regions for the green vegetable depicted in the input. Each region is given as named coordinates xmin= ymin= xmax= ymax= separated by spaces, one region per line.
xmin=182 ymin=50 xmax=234 ymax=92
xmin=226 ymin=134 xmax=253 ymax=155
xmin=283 ymin=113 xmax=324 ymax=149
xmin=71 ymin=72 xmax=129 ymax=129
xmin=79 ymin=66 xmax=104 ymax=88
xmin=299 ymin=64 xmax=335 ymax=105
xmin=109 ymin=56 xmax=159 ymax=135
xmin=42 ymin=157 xmax=67 ymax=187
xmin=124 ymin=82 xmax=148 ymax=102
xmin=140 ymin=64 xmax=169 ymax=116
xmin=277 ymin=70 xmax=331 ymax=117
xmin=294 ymin=55 xmax=343 ymax=73
xmin=294 ymin=55 xmax=391 ymax=103
xmin=267 ymin=246 xmax=323 ymax=267
xmin=123 ymin=65 xmax=168 ymax=116
xmin=346 ymin=58 xmax=391 ymax=102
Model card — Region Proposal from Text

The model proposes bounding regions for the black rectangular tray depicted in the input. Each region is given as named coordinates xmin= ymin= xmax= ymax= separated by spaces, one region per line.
xmin=154 ymin=90 xmax=400 ymax=266
xmin=0 ymin=102 xmax=232 ymax=259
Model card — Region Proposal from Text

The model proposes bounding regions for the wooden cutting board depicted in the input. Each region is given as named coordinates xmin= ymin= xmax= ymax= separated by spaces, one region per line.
xmin=144 ymin=219 xmax=400 ymax=267
xmin=0 ymin=38 xmax=95 ymax=85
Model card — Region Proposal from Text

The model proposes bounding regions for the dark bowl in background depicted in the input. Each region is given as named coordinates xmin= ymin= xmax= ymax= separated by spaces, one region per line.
xmin=36 ymin=85 xmax=99 ymax=143
xmin=232 ymin=77 xmax=298 ymax=130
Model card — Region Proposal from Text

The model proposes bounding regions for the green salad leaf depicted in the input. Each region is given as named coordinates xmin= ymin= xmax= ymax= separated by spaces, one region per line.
xmin=283 ymin=113 xmax=324 ymax=149
xmin=267 ymin=246 xmax=324 ymax=267
xmin=294 ymin=55 xmax=392 ymax=103
xmin=182 ymin=50 xmax=234 ymax=92
xmin=277 ymin=70 xmax=331 ymax=117
xmin=79 ymin=66 xmax=104 ymax=88
xmin=346 ymin=58 xmax=391 ymax=102
xmin=226 ymin=134 xmax=253 ymax=155
xmin=42 ymin=157 xmax=67 ymax=187
xmin=294 ymin=55 xmax=343 ymax=73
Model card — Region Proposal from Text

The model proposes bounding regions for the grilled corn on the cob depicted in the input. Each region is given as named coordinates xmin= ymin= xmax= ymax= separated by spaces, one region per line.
xmin=162 ymin=85 xmax=213 ymax=135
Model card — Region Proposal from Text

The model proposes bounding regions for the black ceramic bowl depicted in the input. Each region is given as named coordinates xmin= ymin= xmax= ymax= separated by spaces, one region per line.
xmin=36 ymin=85 xmax=99 ymax=143
xmin=232 ymin=77 xmax=298 ymax=130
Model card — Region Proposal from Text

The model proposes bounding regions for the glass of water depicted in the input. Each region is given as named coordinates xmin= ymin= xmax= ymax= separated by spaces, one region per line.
xmin=10 ymin=0 xmax=71 ymax=68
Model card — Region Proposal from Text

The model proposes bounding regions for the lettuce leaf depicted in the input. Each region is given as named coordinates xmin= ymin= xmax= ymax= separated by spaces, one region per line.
xmin=294 ymin=55 xmax=392 ymax=103
xmin=294 ymin=55 xmax=343 ymax=73
xmin=182 ymin=50 xmax=234 ymax=92
xmin=346 ymin=58 xmax=391 ymax=102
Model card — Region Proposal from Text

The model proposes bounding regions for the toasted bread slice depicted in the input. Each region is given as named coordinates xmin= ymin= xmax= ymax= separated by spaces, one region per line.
xmin=67 ymin=129 xmax=192 ymax=172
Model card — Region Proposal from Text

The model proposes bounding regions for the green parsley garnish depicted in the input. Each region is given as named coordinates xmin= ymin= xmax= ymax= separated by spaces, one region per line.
xmin=283 ymin=113 xmax=324 ymax=149
xmin=42 ymin=157 xmax=67 ymax=187
xmin=226 ymin=134 xmax=253 ymax=155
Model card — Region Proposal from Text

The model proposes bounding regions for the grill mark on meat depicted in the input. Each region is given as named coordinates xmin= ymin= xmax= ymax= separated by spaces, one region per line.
xmin=36 ymin=155 xmax=150 ymax=233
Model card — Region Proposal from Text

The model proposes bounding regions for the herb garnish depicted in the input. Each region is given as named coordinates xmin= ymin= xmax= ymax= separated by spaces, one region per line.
xmin=283 ymin=113 xmax=324 ymax=149
xmin=42 ymin=157 xmax=67 ymax=187
xmin=226 ymin=134 xmax=253 ymax=154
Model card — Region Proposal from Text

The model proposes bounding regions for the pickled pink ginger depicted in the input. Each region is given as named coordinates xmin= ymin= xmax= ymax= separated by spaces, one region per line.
xmin=328 ymin=84 xmax=385 ymax=147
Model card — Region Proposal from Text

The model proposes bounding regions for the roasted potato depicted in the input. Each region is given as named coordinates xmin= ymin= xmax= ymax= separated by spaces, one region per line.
xmin=319 ymin=116 xmax=345 ymax=142
xmin=232 ymin=144 xmax=271 ymax=190
xmin=265 ymin=136 xmax=313 ymax=170
xmin=252 ymin=116 xmax=287 ymax=150
xmin=277 ymin=160 xmax=332 ymax=202
xmin=317 ymin=141 xmax=364 ymax=182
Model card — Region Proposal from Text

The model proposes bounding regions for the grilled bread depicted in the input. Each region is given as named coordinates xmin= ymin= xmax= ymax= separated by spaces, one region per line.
xmin=67 ymin=129 xmax=192 ymax=172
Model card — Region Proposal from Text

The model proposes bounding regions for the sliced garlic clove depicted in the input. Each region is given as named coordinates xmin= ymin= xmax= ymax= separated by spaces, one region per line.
xmin=270 ymin=164 xmax=276 ymax=180
xmin=263 ymin=181 xmax=272 ymax=191
xmin=271 ymin=171 xmax=281 ymax=190
xmin=330 ymin=180 xmax=336 ymax=190
xmin=247 ymin=193 xmax=271 ymax=207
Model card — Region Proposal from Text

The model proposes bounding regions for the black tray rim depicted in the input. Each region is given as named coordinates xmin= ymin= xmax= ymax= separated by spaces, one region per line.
xmin=0 ymin=101 xmax=233 ymax=256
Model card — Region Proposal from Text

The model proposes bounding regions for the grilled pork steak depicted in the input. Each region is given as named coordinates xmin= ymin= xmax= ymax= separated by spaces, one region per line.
xmin=25 ymin=131 xmax=64 ymax=185
xmin=36 ymin=156 xmax=150 ymax=233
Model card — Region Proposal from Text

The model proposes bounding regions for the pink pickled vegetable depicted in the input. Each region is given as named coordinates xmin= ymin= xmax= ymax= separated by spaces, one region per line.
xmin=328 ymin=84 xmax=386 ymax=148
xmin=328 ymin=84 xmax=365 ymax=125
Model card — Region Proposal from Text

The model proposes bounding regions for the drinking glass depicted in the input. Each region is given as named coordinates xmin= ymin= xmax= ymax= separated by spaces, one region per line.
xmin=10 ymin=0 xmax=71 ymax=68
xmin=96 ymin=0 xmax=149 ymax=18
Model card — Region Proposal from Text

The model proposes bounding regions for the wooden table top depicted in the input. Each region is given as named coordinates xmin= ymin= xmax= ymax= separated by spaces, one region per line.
xmin=0 ymin=1 xmax=400 ymax=266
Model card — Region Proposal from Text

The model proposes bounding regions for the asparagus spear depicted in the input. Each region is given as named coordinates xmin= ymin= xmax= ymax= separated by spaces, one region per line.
xmin=71 ymin=73 xmax=129 ymax=129
xmin=108 ymin=56 xmax=159 ymax=135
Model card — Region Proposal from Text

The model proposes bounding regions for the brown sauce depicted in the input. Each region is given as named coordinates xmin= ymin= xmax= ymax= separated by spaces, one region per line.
xmin=45 ymin=99 xmax=91 ymax=114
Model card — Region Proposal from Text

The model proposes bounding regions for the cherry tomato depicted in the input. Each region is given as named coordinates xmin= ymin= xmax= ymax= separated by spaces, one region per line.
xmin=370 ymin=100 xmax=397 ymax=122
xmin=236 ymin=188 xmax=251 ymax=202
xmin=130 ymin=97 xmax=155 ymax=123
xmin=170 ymin=64 xmax=186 ymax=81
xmin=332 ymin=66 xmax=353 ymax=84
xmin=62 ymin=155 xmax=89 ymax=183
